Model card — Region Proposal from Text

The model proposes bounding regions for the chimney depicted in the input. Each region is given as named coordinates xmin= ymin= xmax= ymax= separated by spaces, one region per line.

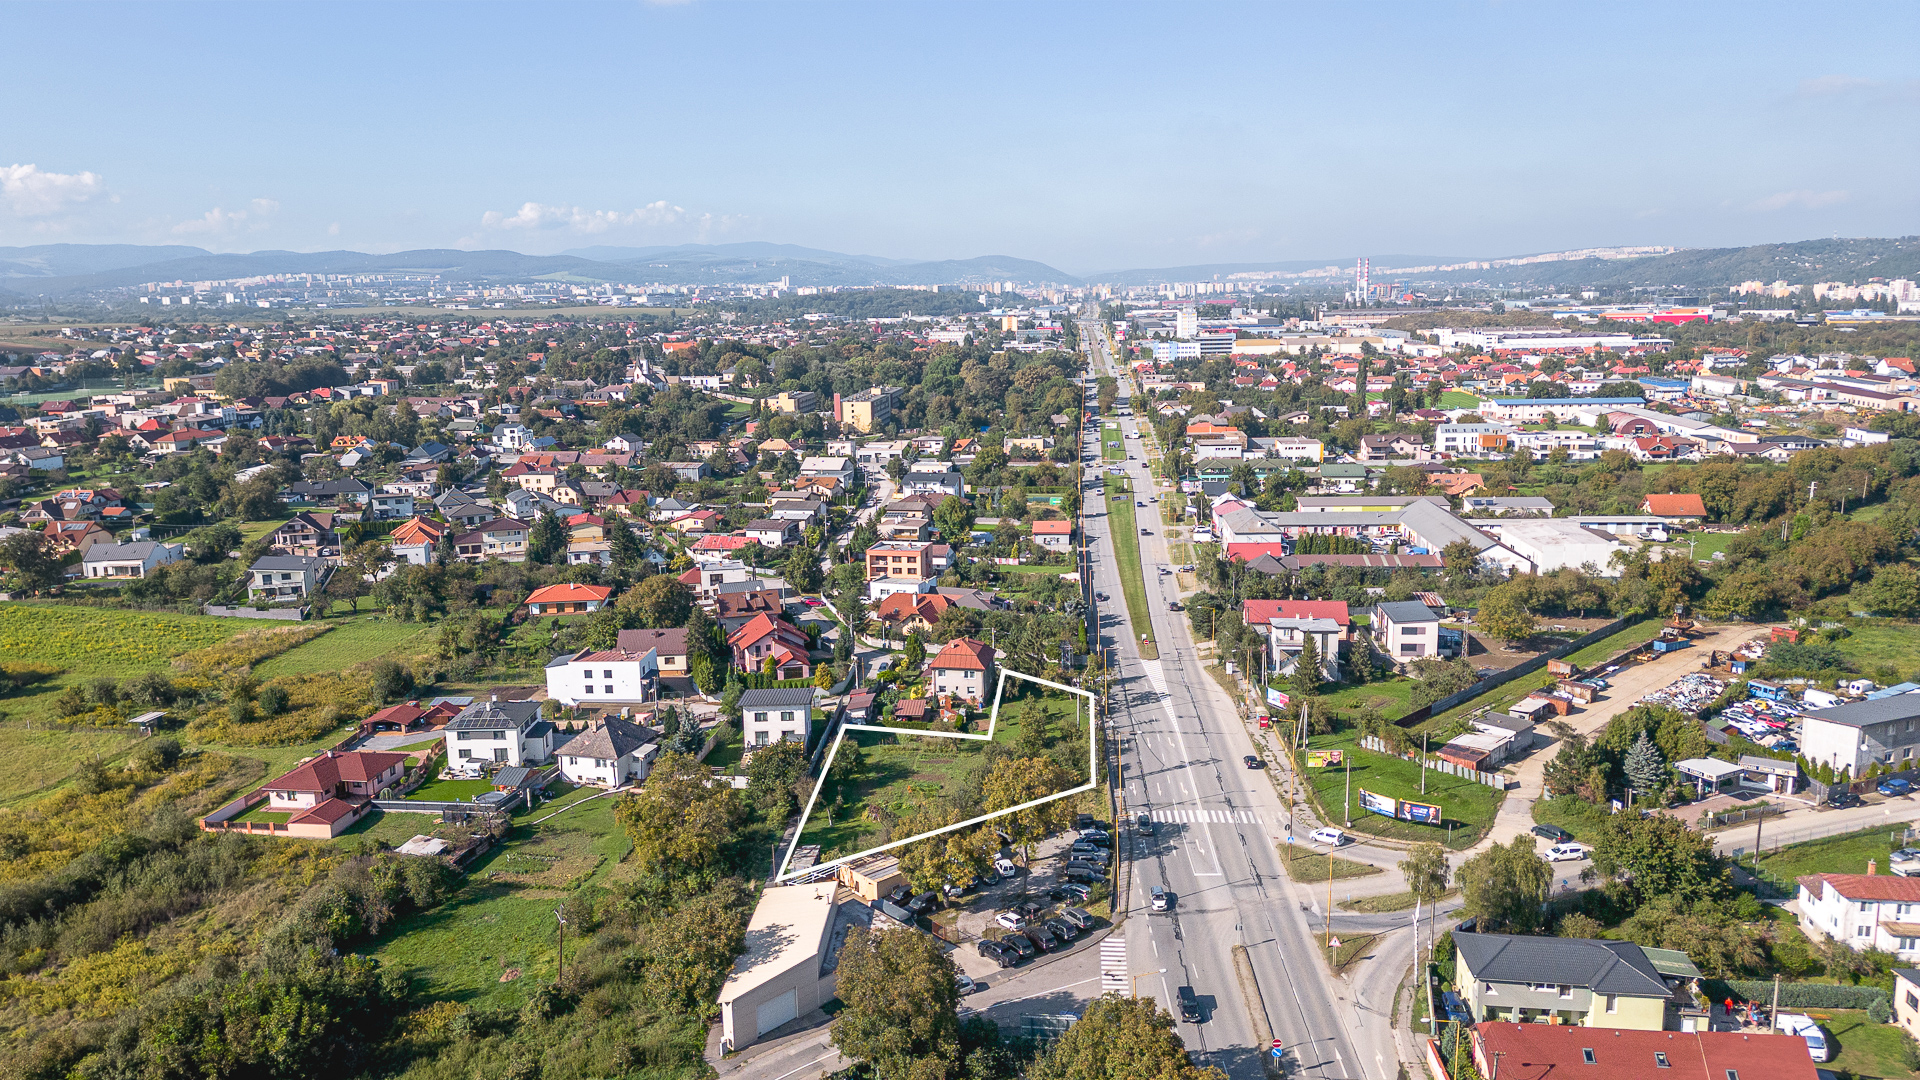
xmin=1869 ymin=859 xmax=1878 ymax=875
xmin=834 ymin=392 xmax=843 ymax=423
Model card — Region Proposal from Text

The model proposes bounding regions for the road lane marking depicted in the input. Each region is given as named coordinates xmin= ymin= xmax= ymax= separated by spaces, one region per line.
xmin=1100 ymin=938 xmax=1128 ymax=994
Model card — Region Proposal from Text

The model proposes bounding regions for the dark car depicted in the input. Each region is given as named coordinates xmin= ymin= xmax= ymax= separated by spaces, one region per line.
xmin=1530 ymin=823 xmax=1573 ymax=843
xmin=1059 ymin=906 xmax=1095 ymax=931
xmin=1177 ymin=985 xmax=1202 ymax=1023
xmin=906 ymin=891 xmax=938 ymax=914
xmin=1014 ymin=900 xmax=1048 ymax=921
xmin=1000 ymin=933 xmax=1036 ymax=959
xmin=1062 ymin=867 xmax=1105 ymax=885
xmin=1830 ymin=790 xmax=1863 ymax=809
xmin=1244 ymin=755 xmax=1265 ymax=769
xmin=886 ymin=884 xmax=912 ymax=905
xmin=1025 ymin=925 xmax=1057 ymax=952
xmin=1075 ymin=812 xmax=1095 ymax=830
xmin=1136 ymin=812 xmax=1154 ymax=836
xmin=1881 ymin=778 xmax=1914 ymax=798
xmin=1046 ymin=917 xmax=1079 ymax=941
xmin=977 ymin=939 xmax=1017 ymax=968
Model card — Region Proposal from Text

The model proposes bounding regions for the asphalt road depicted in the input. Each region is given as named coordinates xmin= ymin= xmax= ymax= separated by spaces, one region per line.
xmin=1078 ymin=325 xmax=1389 ymax=1080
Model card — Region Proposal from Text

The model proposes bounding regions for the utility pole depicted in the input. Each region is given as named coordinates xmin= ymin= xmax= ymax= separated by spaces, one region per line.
xmin=1344 ymin=752 xmax=1352 ymax=828
xmin=1421 ymin=732 xmax=1428 ymax=795
xmin=554 ymin=908 xmax=568 ymax=984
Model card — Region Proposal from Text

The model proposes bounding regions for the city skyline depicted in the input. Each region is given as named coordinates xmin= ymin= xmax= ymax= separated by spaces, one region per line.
xmin=5 ymin=0 xmax=1918 ymax=273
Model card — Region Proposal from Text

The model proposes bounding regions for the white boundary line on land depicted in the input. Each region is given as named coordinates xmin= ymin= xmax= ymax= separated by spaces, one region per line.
xmin=774 ymin=666 xmax=1099 ymax=882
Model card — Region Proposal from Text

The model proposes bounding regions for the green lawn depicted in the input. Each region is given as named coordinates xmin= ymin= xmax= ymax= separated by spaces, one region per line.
xmin=231 ymin=802 xmax=293 ymax=825
xmin=1280 ymin=847 xmax=1383 ymax=882
xmin=799 ymin=682 xmax=1089 ymax=861
xmin=0 ymin=726 xmax=145 ymax=807
xmin=407 ymin=777 xmax=495 ymax=802
xmin=238 ymin=517 xmax=290 ymax=543
xmin=1531 ymin=794 xmax=1615 ymax=840
xmin=1290 ymin=726 xmax=1505 ymax=848
xmin=704 ymin=725 xmax=744 ymax=773
xmin=1104 ymin=484 xmax=1157 ymax=658
xmin=1821 ymin=1008 xmax=1915 ymax=1080
xmin=1438 ymin=391 xmax=1483 ymax=409
xmin=1311 ymin=677 xmax=1418 ymax=722
xmin=1753 ymin=825 xmax=1912 ymax=884
xmin=1102 ymin=424 xmax=1124 ymax=461
xmin=251 ymin=615 xmax=434 ymax=678
xmin=1833 ymin=623 xmax=1920 ymax=680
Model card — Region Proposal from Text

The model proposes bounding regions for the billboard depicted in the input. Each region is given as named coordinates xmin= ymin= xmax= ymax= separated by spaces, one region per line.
xmin=1398 ymin=800 xmax=1443 ymax=825
xmin=1267 ymin=687 xmax=1292 ymax=708
xmin=1357 ymin=789 xmax=1397 ymax=818
xmin=1305 ymin=750 xmax=1343 ymax=768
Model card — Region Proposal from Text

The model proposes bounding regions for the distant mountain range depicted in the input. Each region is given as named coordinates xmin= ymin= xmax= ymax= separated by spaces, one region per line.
xmin=2 ymin=236 xmax=1916 ymax=299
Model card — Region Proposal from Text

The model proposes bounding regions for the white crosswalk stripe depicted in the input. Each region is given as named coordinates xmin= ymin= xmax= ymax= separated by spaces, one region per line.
xmin=1100 ymin=938 xmax=1128 ymax=993
xmin=1150 ymin=808 xmax=1268 ymax=825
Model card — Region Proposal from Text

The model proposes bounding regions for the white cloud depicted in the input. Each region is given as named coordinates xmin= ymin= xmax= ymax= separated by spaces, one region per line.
xmin=474 ymin=200 xmax=739 ymax=239
xmin=1 ymin=163 xmax=104 ymax=216
xmin=1749 ymin=189 xmax=1851 ymax=212
xmin=172 ymin=198 xmax=280 ymax=236
xmin=328 ymin=222 xmax=341 ymax=236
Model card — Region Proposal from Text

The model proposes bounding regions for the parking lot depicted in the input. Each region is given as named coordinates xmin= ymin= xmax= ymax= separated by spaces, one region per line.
xmin=938 ymin=827 xmax=1115 ymax=981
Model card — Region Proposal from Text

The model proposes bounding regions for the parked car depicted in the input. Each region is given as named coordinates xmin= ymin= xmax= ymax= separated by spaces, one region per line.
xmin=1244 ymin=755 xmax=1265 ymax=769
xmin=1150 ymin=885 xmax=1172 ymax=912
xmin=979 ymin=868 xmax=1000 ymax=886
xmin=956 ymin=972 xmax=978 ymax=995
xmin=1070 ymin=841 xmax=1109 ymax=859
xmin=1062 ymin=867 xmax=1105 ymax=884
xmin=1176 ymin=985 xmax=1202 ymax=1023
xmin=1776 ymin=1014 xmax=1829 ymax=1062
xmin=995 ymin=911 xmax=1026 ymax=931
xmin=1025 ymin=924 xmax=1057 ymax=952
xmin=1829 ymin=790 xmax=1862 ymax=809
xmin=977 ymin=939 xmax=1016 ymax=967
xmin=1530 ymin=823 xmax=1573 ymax=843
xmin=1056 ymin=882 xmax=1094 ymax=902
xmin=1545 ymin=843 xmax=1588 ymax=862
xmin=1000 ymin=932 xmax=1037 ymax=958
xmin=1059 ymin=906 xmax=1095 ymax=930
xmin=994 ymin=857 xmax=1018 ymax=877
xmin=1078 ymin=828 xmax=1110 ymax=844
xmin=1141 ymin=527 xmax=1151 ymax=534
xmin=886 ymin=884 xmax=912 ymax=905
xmin=1013 ymin=900 xmax=1048 ymax=921
xmin=906 ymin=891 xmax=938 ymax=914
xmin=1046 ymin=917 xmax=1079 ymax=941
xmin=1136 ymin=812 xmax=1154 ymax=836
xmin=1309 ymin=827 xmax=1347 ymax=848
xmin=1880 ymin=778 xmax=1913 ymax=797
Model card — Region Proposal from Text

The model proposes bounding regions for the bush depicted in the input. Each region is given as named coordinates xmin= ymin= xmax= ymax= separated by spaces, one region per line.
xmin=256 ymin=685 xmax=290 ymax=716
xmin=1870 ymin=995 xmax=1892 ymax=1024
xmin=1710 ymin=979 xmax=1889 ymax=1010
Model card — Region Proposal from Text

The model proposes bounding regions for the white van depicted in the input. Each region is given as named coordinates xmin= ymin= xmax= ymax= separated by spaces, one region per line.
xmin=1775 ymin=1014 xmax=1828 ymax=1062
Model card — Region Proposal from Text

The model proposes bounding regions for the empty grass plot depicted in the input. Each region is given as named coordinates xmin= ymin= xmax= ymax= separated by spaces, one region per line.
xmin=781 ymin=669 xmax=1097 ymax=879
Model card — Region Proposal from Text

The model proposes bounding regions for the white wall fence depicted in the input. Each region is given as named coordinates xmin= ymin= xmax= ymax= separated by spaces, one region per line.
xmin=1358 ymin=735 xmax=1506 ymax=788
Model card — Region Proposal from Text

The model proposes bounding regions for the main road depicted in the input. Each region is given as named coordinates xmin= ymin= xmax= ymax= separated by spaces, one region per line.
xmin=1077 ymin=323 xmax=1398 ymax=1080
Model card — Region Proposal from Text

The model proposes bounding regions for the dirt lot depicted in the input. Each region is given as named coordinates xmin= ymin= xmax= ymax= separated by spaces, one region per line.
xmin=941 ymin=830 xmax=1109 ymax=980
xmin=1456 ymin=614 xmax=1624 ymax=674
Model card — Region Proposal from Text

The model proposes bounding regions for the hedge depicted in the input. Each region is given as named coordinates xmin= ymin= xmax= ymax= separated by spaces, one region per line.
xmin=1706 ymin=979 xmax=1889 ymax=1010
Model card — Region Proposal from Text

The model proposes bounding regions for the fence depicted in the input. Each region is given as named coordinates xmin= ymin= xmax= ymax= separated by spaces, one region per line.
xmin=1396 ymin=616 xmax=1634 ymax=727
xmin=1721 ymin=817 xmax=1915 ymax=861
xmin=203 ymin=604 xmax=309 ymax=621
xmin=1700 ymin=802 xmax=1786 ymax=830
xmin=1358 ymin=735 xmax=1506 ymax=788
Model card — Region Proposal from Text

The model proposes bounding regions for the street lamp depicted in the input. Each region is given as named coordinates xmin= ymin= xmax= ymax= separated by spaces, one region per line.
xmin=1131 ymin=968 xmax=1167 ymax=998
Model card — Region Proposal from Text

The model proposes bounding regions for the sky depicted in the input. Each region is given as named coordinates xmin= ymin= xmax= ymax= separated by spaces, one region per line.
xmin=3 ymin=1 xmax=1917 ymax=275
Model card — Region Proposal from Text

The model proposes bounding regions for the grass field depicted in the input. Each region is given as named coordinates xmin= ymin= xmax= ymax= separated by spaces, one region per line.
xmin=1290 ymin=726 xmax=1505 ymax=848
xmin=1437 ymin=391 xmax=1483 ymax=409
xmin=1820 ymin=1009 xmax=1914 ymax=1080
xmin=407 ymin=777 xmax=495 ymax=802
xmin=1753 ymin=825 xmax=1912 ymax=884
xmin=1280 ymin=847 xmax=1383 ymax=882
xmin=1530 ymin=794 xmax=1615 ymax=840
xmin=797 ymin=681 xmax=1090 ymax=860
xmin=1832 ymin=623 xmax=1920 ymax=680
xmin=1104 ymin=483 xmax=1157 ymax=659
xmin=1102 ymin=423 xmax=1124 ymax=460
xmin=1338 ymin=886 xmax=1458 ymax=913
xmin=252 ymin=616 xmax=434 ymax=678
xmin=1311 ymin=677 xmax=1418 ymax=722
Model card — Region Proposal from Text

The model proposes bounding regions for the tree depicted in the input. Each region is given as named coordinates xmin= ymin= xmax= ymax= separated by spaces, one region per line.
xmin=608 ymin=519 xmax=649 ymax=572
xmin=1456 ymin=836 xmax=1552 ymax=933
xmin=784 ymin=543 xmax=823 ymax=594
xmin=1441 ymin=539 xmax=1481 ymax=586
xmin=620 ymin=574 xmax=693 ymax=628
xmin=616 ymin=750 xmax=748 ymax=882
xmin=1291 ymin=636 xmax=1322 ymax=699
xmin=933 ymin=495 xmax=975 ymax=542
xmin=1028 ymin=994 xmax=1224 ymax=1080
xmin=1403 ymin=840 xmax=1452 ymax=972
xmin=527 ymin=510 xmax=567 ymax=564
xmin=982 ymin=756 xmax=1076 ymax=863
xmin=1589 ymin=810 xmax=1729 ymax=907
xmin=1476 ymin=585 xmax=1536 ymax=646
xmin=0 ymin=531 xmax=63 ymax=593
xmin=1623 ymin=730 xmax=1666 ymax=797
xmin=746 ymin=738 xmax=809 ymax=821
xmin=903 ymin=630 xmax=927 ymax=671
xmin=831 ymin=927 xmax=962 ymax=1080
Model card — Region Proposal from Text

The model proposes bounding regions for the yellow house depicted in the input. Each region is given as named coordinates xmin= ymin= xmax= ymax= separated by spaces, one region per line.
xmin=1453 ymin=931 xmax=1694 ymax=1031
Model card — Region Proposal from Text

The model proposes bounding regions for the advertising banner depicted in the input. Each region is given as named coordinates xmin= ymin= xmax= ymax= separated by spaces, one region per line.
xmin=1357 ymin=789 xmax=1398 ymax=818
xmin=1267 ymin=687 xmax=1291 ymax=708
xmin=1305 ymin=750 xmax=1343 ymax=768
xmin=1398 ymin=800 xmax=1443 ymax=825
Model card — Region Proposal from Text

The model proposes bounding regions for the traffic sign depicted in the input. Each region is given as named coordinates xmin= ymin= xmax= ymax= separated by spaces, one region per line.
xmin=1272 ymin=1039 xmax=1283 ymax=1049
xmin=1271 ymin=1046 xmax=1285 ymax=1059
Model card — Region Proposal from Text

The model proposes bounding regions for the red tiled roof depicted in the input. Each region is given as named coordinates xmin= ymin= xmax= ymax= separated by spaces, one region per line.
xmin=265 ymin=750 xmax=406 ymax=795
xmin=1473 ymin=1021 xmax=1816 ymax=1080
xmin=526 ymin=583 xmax=612 ymax=605
xmin=693 ymin=534 xmax=754 ymax=550
xmin=1031 ymin=520 xmax=1072 ymax=535
xmin=291 ymin=798 xmax=361 ymax=825
xmin=1243 ymin=599 xmax=1350 ymax=627
xmin=1800 ymin=872 xmax=1920 ymax=903
xmin=930 ymin=637 xmax=994 ymax=672
xmin=1642 ymin=493 xmax=1707 ymax=517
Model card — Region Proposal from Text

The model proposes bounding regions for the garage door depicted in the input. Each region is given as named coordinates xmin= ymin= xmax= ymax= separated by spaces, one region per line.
xmin=756 ymin=989 xmax=798 ymax=1036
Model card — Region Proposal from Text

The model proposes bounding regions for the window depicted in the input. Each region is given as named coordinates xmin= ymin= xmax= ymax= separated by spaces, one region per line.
xmin=1902 ymin=937 xmax=1917 ymax=951
xmin=1558 ymin=985 xmax=1572 ymax=999
xmin=781 ymin=711 xmax=795 ymax=722
xmin=1726 ymin=1072 xmax=1739 ymax=1080
xmin=754 ymin=712 xmax=769 ymax=723
xmin=605 ymin=687 xmax=613 ymax=696
xmin=584 ymin=684 xmax=594 ymax=693
xmin=1858 ymin=925 xmax=1872 ymax=938
xmin=1906 ymin=991 xmax=1918 ymax=1010
xmin=1654 ymin=1053 xmax=1670 ymax=1069
xmin=1582 ymin=1050 xmax=1595 ymax=1065
xmin=1604 ymin=994 xmax=1618 ymax=1013
xmin=1482 ymin=983 xmax=1498 ymax=996
xmin=603 ymin=670 xmax=613 ymax=679
xmin=1528 ymin=983 xmax=1556 ymax=993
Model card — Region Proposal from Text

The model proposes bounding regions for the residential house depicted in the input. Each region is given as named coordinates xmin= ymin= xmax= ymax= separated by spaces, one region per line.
xmin=1355 ymin=433 xmax=1427 ymax=462
xmin=246 ymin=555 xmax=332 ymax=602
xmin=269 ymin=512 xmax=339 ymax=556
xmin=250 ymin=749 xmax=409 ymax=837
xmin=900 ymin=464 xmax=965 ymax=500
xmin=875 ymin=592 xmax=953 ymax=636
xmin=1641 ymin=492 xmax=1707 ymax=524
xmin=368 ymin=492 xmax=415 ymax=520
xmin=284 ymin=478 xmax=373 ymax=506
xmin=740 ymin=687 xmax=815 ymax=747
xmin=525 ymin=582 xmax=612 ymax=615
xmin=866 ymin=541 xmax=937 ymax=582
xmin=544 ymin=647 xmax=659 ymax=706
xmin=666 ymin=461 xmax=711 ymax=482
xmin=81 ymin=541 xmax=183 ymax=579
xmin=728 ymin=614 xmax=812 ymax=679
xmin=1469 ymin=1022 xmax=1816 ymax=1080
xmin=616 ymin=628 xmax=690 ymax=684
xmin=44 ymin=521 xmax=112 ymax=557
xmin=387 ymin=516 xmax=447 ymax=565
xmin=797 ymin=456 xmax=855 ymax=487
xmin=1453 ymin=931 xmax=1696 ymax=1029
xmin=554 ymin=716 xmax=659 ymax=788
xmin=1797 ymin=873 xmax=1920 ymax=961
xmin=1798 ymin=694 xmax=1920 ymax=779
xmin=744 ymin=518 xmax=800 ymax=549
xmin=1898 ymin=968 xmax=1920 ymax=1042
xmin=1373 ymin=600 xmax=1443 ymax=660
xmin=683 ymin=559 xmax=755 ymax=599
xmin=1031 ymin=519 xmax=1073 ymax=551
xmin=928 ymin=637 xmax=996 ymax=705
xmin=443 ymin=698 xmax=556 ymax=770
xmin=715 ymin=588 xmax=785 ymax=633
xmin=452 ymin=518 xmax=531 ymax=562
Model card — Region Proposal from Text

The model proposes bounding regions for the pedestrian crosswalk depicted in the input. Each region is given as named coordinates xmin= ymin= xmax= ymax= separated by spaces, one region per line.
xmin=1142 ymin=807 xmax=1269 ymax=825
xmin=1099 ymin=937 xmax=1128 ymax=994
xmin=1138 ymin=660 xmax=1170 ymax=698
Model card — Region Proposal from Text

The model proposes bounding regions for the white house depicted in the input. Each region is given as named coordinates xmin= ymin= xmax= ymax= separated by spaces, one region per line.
xmin=1373 ymin=601 xmax=1443 ymax=660
xmin=739 ymin=687 xmax=815 ymax=747
xmin=1798 ymin=873 xmax=1920 ymax=961
xmin=900 ymin=465 xmax=965 ymax=500
xmin=1799 ymin=695 xmax=1920 ymax=779
xmin=444 ymin=698 xmax=556 ymax=770
xmin=81 ymin=541 xmax=183 ymax=579
xmin=554 ymin=716 xmax=659 ymax=788
xmin=544 ymin=648 xmax=659 ymax=706
xmin=1031 ymin=520 xmax=1073 ymax=550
